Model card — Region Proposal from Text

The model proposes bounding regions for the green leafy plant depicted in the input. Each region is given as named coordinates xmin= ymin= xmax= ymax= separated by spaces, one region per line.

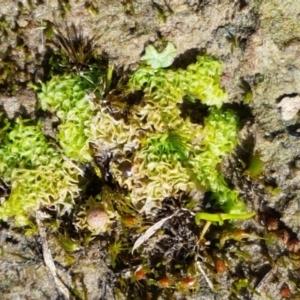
xmin=109 ymin=239 xmax=127 ymax=268
xmin=0 ymin=41 xmax=253 ymax=232
xmin=0 ymin=68 xmax=110 ymax=228
xmin=0 ymin=117 xmax=80 ymax=227
xmin=99 ymin=46 xmax=252 ymax=219
xmin=195 ymin=212 xmax=255 ymax=226
xmin=0 ymin=163 xmax=80 ymax=227
xmin=130 ymin=55 xmax=227 ymax=108
xmin=190 ymin=108 xmax=249 ymax=215
xmin=38 ymin=72 xmax=100 ymax=116
xmin=140 ymin=130 xmax=191 ymax=163
xmin=38 ymin=72 xmax=104 ymax=162
xmin=0 ymin=118 xmax=61 ymax=181
xmin=141 ymin=42 xmax=177 ymax=69
xmin=0 ymin=40 xmax=257 ymax=299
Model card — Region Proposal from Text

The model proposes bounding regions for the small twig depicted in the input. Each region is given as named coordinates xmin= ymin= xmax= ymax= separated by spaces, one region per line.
xmin=196 ymin=260 xmax=214 ymax=291
xmin=199 ymin=220 xmax=212 ymax=241
xmin=132 ymin=210 xmax=180 ymax=253
xmin=36 ymin=211 xmax=70 ymax=300
xmin=251 ymin=267 xmax=275 ymax=299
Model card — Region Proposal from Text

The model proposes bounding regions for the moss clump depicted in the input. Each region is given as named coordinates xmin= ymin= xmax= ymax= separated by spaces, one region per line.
xmin=90 ymin=53 xmax=250 ymax=216
xmin=190 ymin=108 xmax=243 ymax=214
xmin=38 ymin=73 xmax=99 ymax=115
xmin=140 ymin=130 xmax=191 ymax=163
xmin=0 ymin=118 xmax=61 ymax=181
xmin=129 ymin=55 xmax=227 ymax=108
xmin=0 ymin=43 xmax=255 ymax=298
xmin=0 ymin=162 xmax=80 ymax=227
xmin=0 ymin=117 xmax=80 ymax=227
xmin=0 ymin=43 xmax=251 ymax=228
xmin=0 ymin=69 xmax=108 ymax=227
xmin=38 ymin=71 xmax=104 ymax=162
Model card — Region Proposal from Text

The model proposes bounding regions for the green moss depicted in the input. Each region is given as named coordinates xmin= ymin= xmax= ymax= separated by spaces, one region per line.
xmin=0 ymin=163 xmax=80 ymax=227
xmin=38 ymin=73 xmax=99 ymax=116
xmin=0 ymin=44 xmax=252 ymax=229
xmin=244 ymin=152 xmax=265 ymax=179
xmin=0 ymin=70 xmax=107 ymax=227
xmin=0 ymin=117 xmax=80 ymax=227
xmin=130 ymin=55 xmax=227 ymax=108
xmin=0 ymin=118 xmax=61 ymax=181
xmin=190 ymin=109 xmax=246 ymax=214
xmin=95 ymin=52 xmax=251 ymax=217
xmin=0 ymin=70 xmax=106 ymax=227
xmin=140 ymin=130 xmax=191 ymax=163
xmin=38 ymin=72 xmax=103 ymax=162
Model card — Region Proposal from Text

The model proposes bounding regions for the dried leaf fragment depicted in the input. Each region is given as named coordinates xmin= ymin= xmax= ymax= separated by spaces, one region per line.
xmin=132 ymin=210 xmax=179 ymax=253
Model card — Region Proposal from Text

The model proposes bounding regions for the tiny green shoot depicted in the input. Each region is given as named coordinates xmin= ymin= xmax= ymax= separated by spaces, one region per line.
xmin=141 ymin=42 xmax=177 ymax=69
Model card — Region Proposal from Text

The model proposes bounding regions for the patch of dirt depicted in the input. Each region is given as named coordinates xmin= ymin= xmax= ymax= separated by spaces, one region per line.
xmin=1 ymin=0 xmax=300 ymax=299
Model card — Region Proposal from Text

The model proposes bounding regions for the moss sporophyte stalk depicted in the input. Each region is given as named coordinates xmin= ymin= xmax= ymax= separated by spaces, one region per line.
xmin=0 ymin=42 xmax=253 ymax=230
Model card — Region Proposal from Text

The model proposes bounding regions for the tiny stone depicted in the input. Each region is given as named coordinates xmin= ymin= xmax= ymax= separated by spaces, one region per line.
xmin=277 ymin=95 xmax=300 ymax=121
xmin=17 ymin=18 xmax=29 ymax=28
